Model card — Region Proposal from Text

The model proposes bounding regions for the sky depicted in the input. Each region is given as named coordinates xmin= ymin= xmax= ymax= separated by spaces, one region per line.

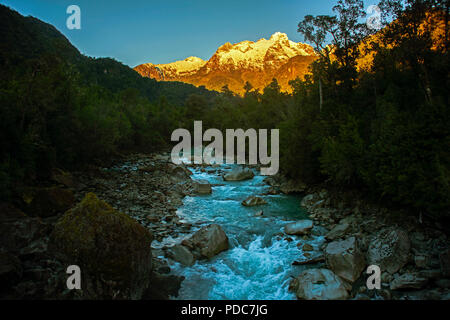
xmin=2 ymin=0 xmax=378 ymax=67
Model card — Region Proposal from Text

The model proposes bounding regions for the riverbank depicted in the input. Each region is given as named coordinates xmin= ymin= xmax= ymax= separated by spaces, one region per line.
xmin=288 ymin=187 xmax=450 ymax=300
xmin=0 ymin=152 xmax=194 ymax=299
xmin=73 ymin=152 xmax=312 ymax=299
xmin=91 ymin=152 xmax=448 ymax=300
xmin=1 ymin=152 xmax=448 ymax=300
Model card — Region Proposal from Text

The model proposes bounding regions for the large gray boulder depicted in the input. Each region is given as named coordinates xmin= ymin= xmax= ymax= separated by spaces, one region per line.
xmin=367 ymin=227 xmax=410 ymax=274
xmin=223 ymin=167 xmax=254 ymax=181
xmin=293 ymin=268 xmax=350 ymax=300
xmin=182 ymin=224 xmax=229 ymax=259
xmin=167 ymin=244 xmax=195 ymax=266
xmin=325 ymin=237 xmax=366 ymax=283
xmin=284 ymin=220 xmax=314 ymax=235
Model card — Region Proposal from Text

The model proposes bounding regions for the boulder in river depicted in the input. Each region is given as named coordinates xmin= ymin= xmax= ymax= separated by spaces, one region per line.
xmin=194 ymin=180 xmax=212 ymax=195
xmin=182 ymin=224 xmax=229 ymax=260
xmin=223 ymin=167 xmax=254 ymax=181
xmin=241 ymin=196 xmax=267 ymax=207
xmin=284 ymin=220 xmax=313 ymax=235
xmin=367 ymin=227 xmax=410 ymax=274
xmin=167 ymin=244 xmax=195 ymax=266
xmin=325 ymin=237 xmax=366 ymax=283
xmin=50 ymin=193 xmax=153 ymax=299
xmin=292 ymin=268 xmax=350 ymax=300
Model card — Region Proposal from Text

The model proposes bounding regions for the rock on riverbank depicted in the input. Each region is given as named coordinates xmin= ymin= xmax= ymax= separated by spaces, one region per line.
xmin=291 ymin=187 xmax=450 ymax=300
xmin=73 ymin=153 xmax=198 ymax=243
xmin=50 ymin=193 xmax=153 ymax=299
xmin=0 ymin=152 xmax=197 ymax=299
xmin=291 ymin=268 xmax=350 ymax=300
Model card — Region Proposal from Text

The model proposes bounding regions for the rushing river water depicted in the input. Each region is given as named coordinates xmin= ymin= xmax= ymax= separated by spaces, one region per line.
xmin=156 ymin=163 xmax=326 ymax=300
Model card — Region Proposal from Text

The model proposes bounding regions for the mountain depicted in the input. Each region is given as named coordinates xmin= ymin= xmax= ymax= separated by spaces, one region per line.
xmin=135 ymin=32 xmax=317 ymax=95
xmin=0 ymin=4 xmax=218 ymax=106
xmin=136 ymin=56 xmax=207 ymax=80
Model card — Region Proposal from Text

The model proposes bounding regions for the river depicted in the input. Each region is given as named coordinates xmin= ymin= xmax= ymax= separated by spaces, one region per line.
xmin=156 ymin=163 xmax=325 ymax=300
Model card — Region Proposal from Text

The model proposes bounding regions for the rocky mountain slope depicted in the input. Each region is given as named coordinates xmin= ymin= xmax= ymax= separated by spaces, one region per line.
xmin=134 ymin=32 xmax=317 ymax=95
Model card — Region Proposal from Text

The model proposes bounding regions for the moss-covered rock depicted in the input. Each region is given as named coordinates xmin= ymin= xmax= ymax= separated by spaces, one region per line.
xmin=50 ymin=193 xmax=153 ymax=299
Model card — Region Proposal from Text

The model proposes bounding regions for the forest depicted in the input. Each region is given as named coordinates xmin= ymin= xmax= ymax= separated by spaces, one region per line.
xmin=0 ymin=0 xmax=448 ymax=220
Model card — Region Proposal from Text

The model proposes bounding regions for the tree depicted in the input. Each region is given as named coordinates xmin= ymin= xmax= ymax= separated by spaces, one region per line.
xmin=221 ymin=84 xmax=235 ymax=98
xmin=298 ymin=15 xmax=337 ymax=110
xmin=298 ymin=0 xmax=369 ymax=102
xmin=378 ymin=0 xmax=449 ymax=103
xmin=184 ymin=94 xmax=208 ymax=122
xmin=243 ymin=81 xmax=254 ymax=96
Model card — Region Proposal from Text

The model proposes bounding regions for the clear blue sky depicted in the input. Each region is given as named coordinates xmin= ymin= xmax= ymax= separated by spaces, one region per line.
xmin=2 ymin=0 xmax=377 ymax=67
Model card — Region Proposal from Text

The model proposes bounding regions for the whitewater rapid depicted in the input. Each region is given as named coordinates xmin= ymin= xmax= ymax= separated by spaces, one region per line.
xmin=164 ymin=164 xmax=324 ymax=300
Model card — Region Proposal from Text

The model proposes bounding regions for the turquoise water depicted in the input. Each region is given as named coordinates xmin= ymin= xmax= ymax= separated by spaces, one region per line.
xmin=167 ymin=164 xmax=322 ymax=300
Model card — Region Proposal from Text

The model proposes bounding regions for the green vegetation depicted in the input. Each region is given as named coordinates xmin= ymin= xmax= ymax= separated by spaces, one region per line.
xmin=0 ymin=5 xmax=217 ymax=199
xmin=0 ymin=1 xmax=448 ymax=219
xmin=51 ymin=192 xmax=153 ymax=299
xmin=202 ymin=0 xmax=450 ymax=218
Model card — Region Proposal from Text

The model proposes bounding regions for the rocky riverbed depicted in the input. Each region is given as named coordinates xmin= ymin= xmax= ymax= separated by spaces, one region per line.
xmin=286 ymin=189 xmax=450 ymax=299
xmin=1 ymin=152 xmax=449 ymax=300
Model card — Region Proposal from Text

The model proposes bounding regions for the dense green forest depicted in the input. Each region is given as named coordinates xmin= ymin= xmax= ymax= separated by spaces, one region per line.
xmin=0 ymin=4 xmax=218 ymax=199
xmin=193 ymin=0 xmax=449 ymax=219
xmin=0 ymin=1 xmax=449 ymax=219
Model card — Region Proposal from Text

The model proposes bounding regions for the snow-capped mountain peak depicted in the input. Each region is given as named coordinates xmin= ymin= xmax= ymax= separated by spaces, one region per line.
xmin=134 ymin=32 xmax=316 ymax=94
